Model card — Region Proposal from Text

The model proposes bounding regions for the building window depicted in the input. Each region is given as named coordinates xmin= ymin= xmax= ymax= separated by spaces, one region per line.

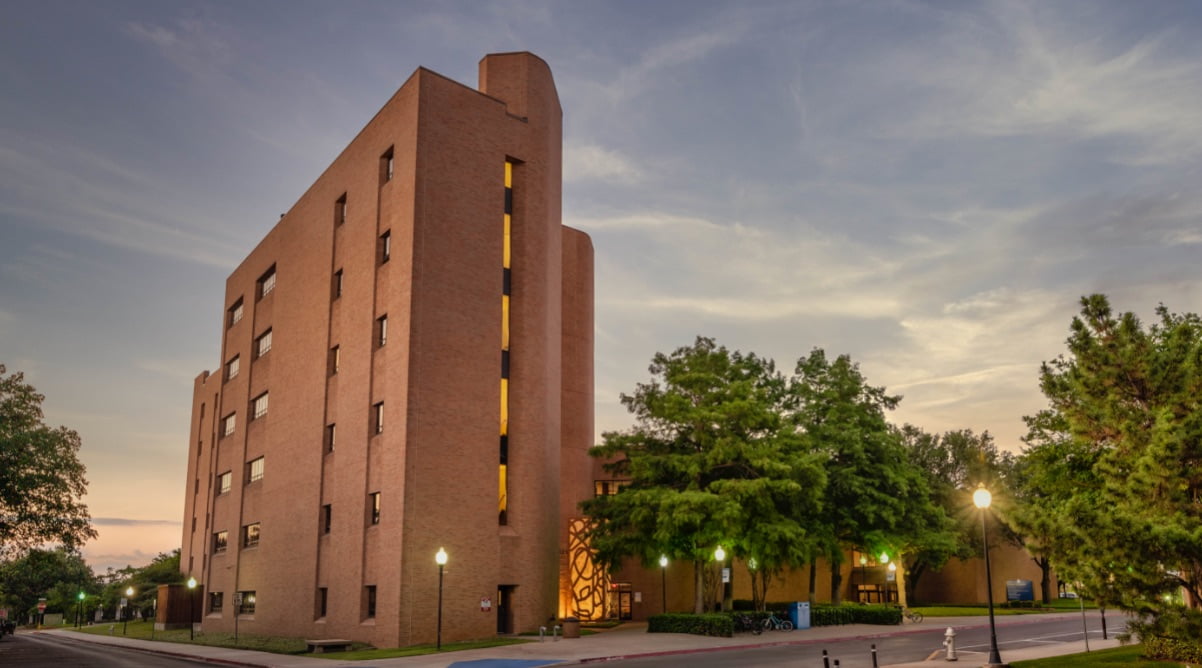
xmin=335 ymin=193 xmax=347 ymax=226
xmin=247 ymin=456 xmax=264 ymax=483
xmin=213 ymin=530 xmax=228 ymax=554
xmin=328 ymin=346 xmax=340 ymax=376
xmin=365 ymin=585 xmax=377 ymax=618
xmin=256 ymin=329 xmax=273 ymax=358
xmin=325 ymin=423 xmax=336 ymax=453
xmin=251 ymin=392 xmax=269 ymax=420
xmin=217 ymin=471 xmax=232 ymax=495
xmin=221 ymin=413 xmax=236 ymax=438
xmin=225 ymin=355 xmax=240 ymax=381
xmin=369 ymin=492 xmax=381 ymax=525
xmin=258 ymin=266 xmax=276 ymax=299
xmin=228 ymin=299 xmax=244 ymax=328
xmin=322 ymin=504 xmax=332 ymax=534
xmin=373 ymin=402 xmax=384 ymax=434
xmin=379 ymin=231 xmax=391 ymax=264
xmin=380 ymin=146 xmax=394 ymax=184
xmin=376 ymin=314 xmax=388 ymax=347
xmin=332 ymin=269 xmax=343 ymax=300
xmin=237 ymin=591 xmax=256 ymax=615
xmin=243 ymin=522 xmax=261 ymax=548
xmin=317 ymin=587 xmax=328 ymax=618
xmin=594 ymin=480 xmax=629 ymax=497
xmin=209 ymin=591 xmax=224 ymax=614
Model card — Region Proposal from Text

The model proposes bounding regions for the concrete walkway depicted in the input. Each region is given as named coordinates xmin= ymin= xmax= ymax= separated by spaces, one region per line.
xmin=35 ymin=612 xmax=1124 ymax=668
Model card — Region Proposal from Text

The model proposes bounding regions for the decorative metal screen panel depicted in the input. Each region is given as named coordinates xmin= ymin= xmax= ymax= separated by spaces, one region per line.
xmin=567 ymin=518 xmax=609 ymax=621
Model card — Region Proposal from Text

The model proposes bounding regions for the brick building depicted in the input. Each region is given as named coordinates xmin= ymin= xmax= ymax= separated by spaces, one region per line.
xmin=180 ymin=52 xmax=595 ymax=648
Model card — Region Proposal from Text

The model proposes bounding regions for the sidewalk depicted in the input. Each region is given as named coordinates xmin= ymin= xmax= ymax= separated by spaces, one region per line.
xmin=35 ymin=612 xmax=1116 ymax=668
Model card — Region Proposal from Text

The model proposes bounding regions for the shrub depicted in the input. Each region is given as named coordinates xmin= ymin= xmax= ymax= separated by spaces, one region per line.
xmin=812 ymin=604 xmax=900 ymax=626
xmin=647 ymin=613 xmax=733 ymax=637
xmin=1144 ymin=636 xmax=1202 ymax=663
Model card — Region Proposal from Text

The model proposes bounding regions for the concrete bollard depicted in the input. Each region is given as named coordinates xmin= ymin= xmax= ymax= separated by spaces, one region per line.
xmin=553 ymin=624 xmax=561 ymax=641
xmin=943 ymin=626 xmax=958 ymax=661
xmin=539 ymin=626 xmax=547 ymax=642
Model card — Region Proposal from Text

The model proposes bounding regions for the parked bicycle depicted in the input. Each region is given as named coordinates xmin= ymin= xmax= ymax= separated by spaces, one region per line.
xmin=901 ymin=607 xmax=923 ymax=623
xmin=735 ymin=613 xmax=763 ymax=635
xmin=762 ymin=612 xmax=794 ymax=631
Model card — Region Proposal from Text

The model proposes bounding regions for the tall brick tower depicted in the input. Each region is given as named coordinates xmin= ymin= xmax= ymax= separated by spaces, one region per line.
xmin=180 ymin=52 xmax=594 ymax=648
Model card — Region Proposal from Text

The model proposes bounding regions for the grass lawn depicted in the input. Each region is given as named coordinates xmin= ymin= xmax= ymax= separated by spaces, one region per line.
xmin=69 ymin=619 xmax=531 ymax=659
xmin=1011 ymin=644 xmax=1186 ymax=667
xmin=913 ymin=600 xmax=1099 ymax=617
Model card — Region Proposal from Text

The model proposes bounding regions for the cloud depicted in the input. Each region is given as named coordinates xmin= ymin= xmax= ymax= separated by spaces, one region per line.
xmin=564 ymin=143 xmax=641 ymax=184
xmin=93 ymin=518 xmax=181 ymax=527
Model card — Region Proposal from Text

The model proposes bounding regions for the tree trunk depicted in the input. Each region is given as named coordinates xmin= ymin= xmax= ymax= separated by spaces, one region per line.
xmin=808 ymin=562 xmax=817 ymax=604
xmin=1038 ymin=557 xmax=1052 ymax=604
xmin=905 ymin=561 xmax=926 ymax=604
xmin=829 ymin=558 xmax=844 ymax=605
xmin=693 ymin=559 xmax=704 ymax=614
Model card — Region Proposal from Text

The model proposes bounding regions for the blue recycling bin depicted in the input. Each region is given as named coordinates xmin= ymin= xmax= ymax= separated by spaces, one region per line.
xmin=788 ymin=601 xmax=811 ymax=630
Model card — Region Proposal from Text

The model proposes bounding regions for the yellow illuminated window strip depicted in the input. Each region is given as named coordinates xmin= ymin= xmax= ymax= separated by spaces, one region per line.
xmin=498 ymin=464 xmax=508 ymax=513
xmin=500 ymin=296 xmax=509 ymax=353
xmin=500 ymin=378 xmax=509 ymax=436
xmin=503 ymin=213 xmax=511 ymax=269
xmin=505 ymin=161 xmax=513 ymax=188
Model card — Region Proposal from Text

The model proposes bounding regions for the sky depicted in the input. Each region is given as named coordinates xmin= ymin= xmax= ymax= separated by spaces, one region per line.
xmin=3 ymin=0 xmax=1202 ymax=574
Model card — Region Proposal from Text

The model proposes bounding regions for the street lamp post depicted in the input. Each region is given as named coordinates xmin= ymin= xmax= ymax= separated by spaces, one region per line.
xmin=973 ymin=484 xmax=1006 ymax=667
xmin=123 ymin=586 xmax=134 ymax=635
xmin=714 ymin=546 xmax=728 ymax=612
xmin=859 ymin=554 xmax=867 ymax=602
xmin=658 ymin=556 xmax=668 ymax=614
xmin=186 ymin=577 xmax=197 ymax=641
xmin=76 ymin=591 xmax=85 ymax=628
xmin=435 ymin=547 xmax=448 ymax=651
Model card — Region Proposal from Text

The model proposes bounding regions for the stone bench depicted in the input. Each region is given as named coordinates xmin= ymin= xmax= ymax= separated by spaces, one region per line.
xmin=305 ymin=639 xmax=353 ymax=653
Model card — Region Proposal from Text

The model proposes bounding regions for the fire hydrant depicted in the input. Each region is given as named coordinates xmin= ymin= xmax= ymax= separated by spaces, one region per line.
xmin=942 ymin=626 xmax=958 ymax=661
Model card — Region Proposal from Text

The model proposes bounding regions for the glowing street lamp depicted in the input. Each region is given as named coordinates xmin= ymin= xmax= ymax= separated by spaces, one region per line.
xmin=973 ymin=484 xmax=1005 ymax=667
xmin=123 ymin=586 xmax=134 ymax=635
xmin=658 ymin=555 xmax=668 ymax=614
xmin=186 ymin=577 xmax=197 ymax=641
xmin=76 ymin=591 xmax=85 ymax=628
xmin=435 ymin=547 xmax=448 ymax=650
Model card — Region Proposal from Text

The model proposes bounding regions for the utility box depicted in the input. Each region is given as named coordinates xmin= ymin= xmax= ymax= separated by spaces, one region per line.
xmin=561 ymin=617 xmax=580 ymax=639
xmin=788 ymin=601 xmax=811 ymax=630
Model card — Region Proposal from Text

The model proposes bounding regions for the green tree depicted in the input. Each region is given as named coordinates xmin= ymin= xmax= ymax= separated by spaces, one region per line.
xmin=0 ymin=365 xmax=96 ymax=558
xmin=789 ymin=349 xmax=941 ymax=604
xmin=1028 ymin=295 xmax=1202 ymax=643
xmin=896 ymin=426 xmax=1000 ymax=603
xmin=98 ymin=550 xmax=182 ymax=620
xmin=582 ymin=338 xmax=826 ymax=613
xmin=0 ymin=547 xmax=97 ymax=623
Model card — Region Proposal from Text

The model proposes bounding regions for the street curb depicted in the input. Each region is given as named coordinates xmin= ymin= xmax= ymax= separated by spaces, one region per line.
xmin=33 ymin=630 xmax=271 ymax=668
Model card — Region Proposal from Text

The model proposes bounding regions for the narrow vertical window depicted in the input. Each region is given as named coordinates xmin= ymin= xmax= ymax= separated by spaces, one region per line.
xmin=335 ymin=193 xmax=347 ymax=226
xmin=380 ymin=146 xmax=394 ymax=184
xmin=499 ymin=160 xmax=514 ymax=525
xmin=217 ymin=471 xmax=232 ymax=494
xmin=221 ymin=413 xmax=236 ymax=438
xmin=251 ymin=392 xmax=269 ymax=420
xmin=377 ymin=314 xmax=388 ymax=347
xmin=258 ymin=266 xmax=276 ymax=299
xmin=325 ymin=423 xmax=336 ymax=453
xmin=369 ymin=492 xmax=381 ymax=525
xmin=379 ymin=231 xmax=391 ymax=264
xmin=228 ymin=299 xmax=244 ymax=328
xmin=317 ymin=587 xmax=328 ymax=619
xmin=322 ymin=504 xmax=332 ymax=534
xmin=332 ymin=269 xmax=343 ymax=299
xmin=225 ymin=355 xmax=240 ymax=381
xmin=373 ymin=402 xmax=384 ymax=434
xmin=247 ymin=456 xmax=264 ymax=483
xmin=256 ymin=329 xmax=273 ymax=358
xmin=328 ymin=346 xmax=340 ymax=376
xmin=365 ymin=585 xmax=377 ymax=618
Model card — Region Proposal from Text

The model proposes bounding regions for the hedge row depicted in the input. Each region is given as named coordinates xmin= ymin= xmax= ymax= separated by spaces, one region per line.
xmin=647 ymin=613 xmax=733 ymax=637
xmin=1144 ymin=636 xmax=1202 ymax=663
xmin=732 ymin=600 xmax=901 ymax=626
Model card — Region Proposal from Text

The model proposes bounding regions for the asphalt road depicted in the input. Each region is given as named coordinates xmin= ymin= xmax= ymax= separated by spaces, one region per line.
xmin=0 ymin=632 xmax=212 ymax=667
xmin=603 ymin=614 xmax=1117 ymax=667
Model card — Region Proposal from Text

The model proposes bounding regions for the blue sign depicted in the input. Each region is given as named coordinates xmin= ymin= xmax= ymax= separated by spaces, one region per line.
xmin=1006 ymin=580 xmax=1034 ymax=601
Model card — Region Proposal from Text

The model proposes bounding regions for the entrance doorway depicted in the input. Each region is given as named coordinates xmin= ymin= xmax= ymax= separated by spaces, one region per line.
xmin=496 ymin=585 xmax=516 ymax=634
xmin=607 ymin=583 xmax=633 ymax=620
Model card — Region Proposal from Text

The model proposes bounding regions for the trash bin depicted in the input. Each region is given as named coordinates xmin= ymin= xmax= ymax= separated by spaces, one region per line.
xmin=561 ymin=616 xmax=580 ymax=639
xmin=788 ymin=601 xmax=811 ymax=630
